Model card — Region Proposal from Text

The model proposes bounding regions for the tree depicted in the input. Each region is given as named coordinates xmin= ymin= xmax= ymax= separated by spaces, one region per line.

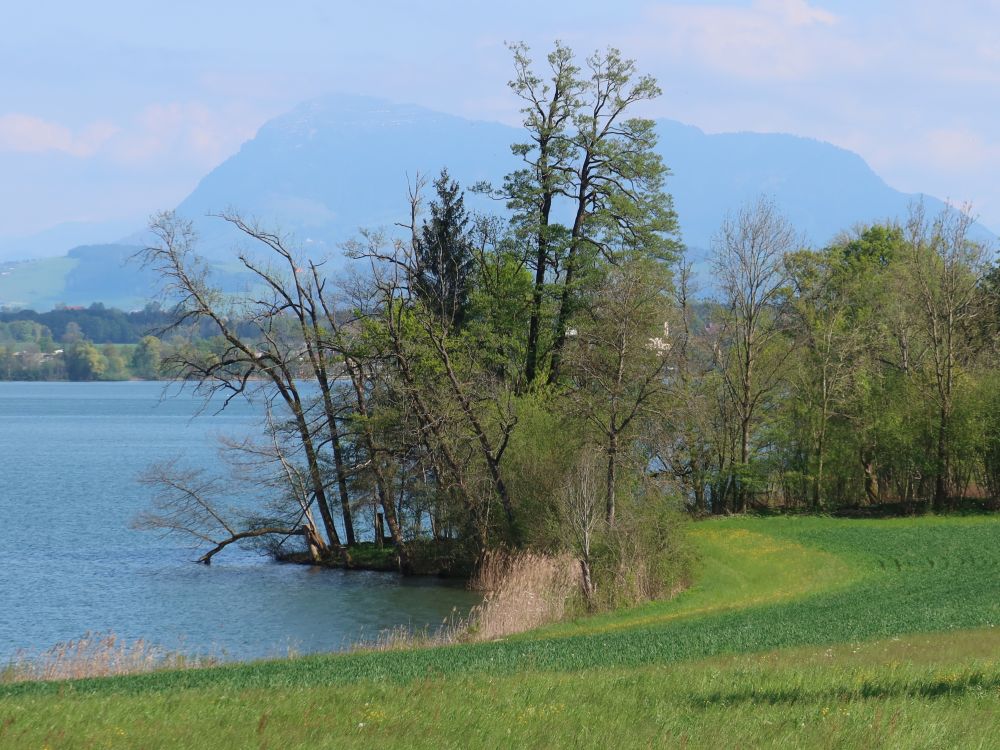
xmin=564 ymin=256 xmax=672 ymax=524
xmin=902 ymin=202 xmax=989 ymax=510
xmin=131 ymin=335 xmax=163 ymax=379
xmin=62 ymin=321 xmax=83 ymax=344
xmin=547 ymin=47 xmax=680 ymax=383
xmin=557 ymin=448 xmax=604 ymax=605
xmin=836 ymin=223 xmax=909 ymax=506
xmin=134 ymin=425 xmax=327 ymax=565
xmin=495 ymin=43 xmax=679 ymax=387
xmin=413 ymin=169 xmax=475 ymax=329
xmin=347 ymin=187 xmax=521 ymax=554
xmin=65 ymin=339 xmax=107 ymax=381
xmin=101 ymin=344 xmax=129 ymax=380
xmin=653 ymin=258 xmax=720 ymax=513
xmin=140 ymin=212 xmax=349 ymax=558
xmin=713 ymin=197 xmax=797 ymax=512
xmin=502 ymin=41 xmax=581 ymax=386
xmin=784 ymin=247 xmax=866 ymax=508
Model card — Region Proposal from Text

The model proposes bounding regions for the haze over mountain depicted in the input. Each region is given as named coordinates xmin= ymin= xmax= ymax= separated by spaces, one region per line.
xmin=0 ymin=217 xmax=145 ymax=262
xmin=2 ymin=94 xmax=994 ymax=310
xmin=175 ymin=94 xmax=996 ymax=260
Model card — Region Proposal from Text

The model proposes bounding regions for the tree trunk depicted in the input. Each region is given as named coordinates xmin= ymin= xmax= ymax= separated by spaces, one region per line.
xmin=342 ymin=358 xmax=411 ymax=569
xmin=524 ymin=240 xmax=548 ymax=385
xmin=739 ymin=415 xmax=751 ymax=513
xmin=524 ymin=141 xmax=555 ymax=386
xmin=316 ymin=371 xmax=355 ymax=545
xmin=860 ymin=447 xmax=879 ymax=505
xmin=606 ymin=432 xmax=618 ymax=525
xmin=580 ymin=557 xmax=594 ymax=608
xmin=281 ymin=382 xmax=343 ymax=555
xmin=934 ymin=405 xmax=949 ymax=512
xmin=548 ymin=165 xmax=590 ymax=385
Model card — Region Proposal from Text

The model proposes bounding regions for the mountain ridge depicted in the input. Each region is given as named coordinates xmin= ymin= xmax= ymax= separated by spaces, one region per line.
xmin=1 ymin=93 xmax=994 ymax=310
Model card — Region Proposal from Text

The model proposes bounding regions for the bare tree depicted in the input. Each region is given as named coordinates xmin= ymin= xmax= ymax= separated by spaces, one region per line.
xmin=654 ymin=258 xmax=718 ymax=513
xmin=217 ymin=212 xmax=359 ymax=544
xmin=902 ymin=202 xmax=989 ymax=510
xmin=557 ymin=448 xmax=604 ymax=605
xmin=133 ymin=435 xmax=324 ymax=566
xmin=140 ymin=212 xmax=346 ymax=557
xmin=713 ymin=196 xmax=797 ymax=512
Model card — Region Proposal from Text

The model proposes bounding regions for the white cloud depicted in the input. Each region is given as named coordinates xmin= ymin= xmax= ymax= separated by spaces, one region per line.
xmin=0 ymin=114 xmax=117 ymax=156
xmin=918 ymin=128 xmax=1000 ymax=173
xmin=639 ymin=0 xmax=859 ymax=81
xmin=0 ymin=102 xmax=259 ymax=169
xmin=109 ymin=101 xmax=256 ymax=167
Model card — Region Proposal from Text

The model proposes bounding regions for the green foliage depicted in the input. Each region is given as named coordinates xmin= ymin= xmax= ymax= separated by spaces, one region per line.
xmin=975 ymin=371 xmax=1000 ymax=503
xmin=130 ymin=335 xmax=163 ymax=379
xmin=64 ymin=340 xmax=107 ymax=381
xmin=696 ymin=208 xmax=1000 ymax=513
xmin=413 ymin=169 xmax=475 ymax=328
xmin=587 ymin=483 xmax=692 ymax=610
xmin=101 ymin=343 xmax=129 ymax=380
xmin=499 ymin=391 xmax=583 ymax=549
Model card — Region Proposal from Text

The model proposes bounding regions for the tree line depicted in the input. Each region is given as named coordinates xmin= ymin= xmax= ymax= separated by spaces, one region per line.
xmin=662 ymin=201 xmax=999 ymax=516
xmin=133 ymin=43 xmax=999 ymax=609
xmin=0 ymin=325 xmax=232 ymax=382
xmin=0 ymin=302 xmax=174 ymax=344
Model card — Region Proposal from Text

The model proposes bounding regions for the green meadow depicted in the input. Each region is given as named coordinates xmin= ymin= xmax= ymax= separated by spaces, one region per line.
xmin=2 ymin=515 xmax=998 ymax=749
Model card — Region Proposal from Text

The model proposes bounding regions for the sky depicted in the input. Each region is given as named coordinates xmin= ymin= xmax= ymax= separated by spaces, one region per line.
xmin=1 ymin=0 xmax=998 ymax=241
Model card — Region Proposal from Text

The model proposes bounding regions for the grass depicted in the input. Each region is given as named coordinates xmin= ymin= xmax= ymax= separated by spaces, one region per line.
xmin=0 ymin=256 xmax=78 ymax=309
xmin=1 ymin=515 xmax=997 ymax=748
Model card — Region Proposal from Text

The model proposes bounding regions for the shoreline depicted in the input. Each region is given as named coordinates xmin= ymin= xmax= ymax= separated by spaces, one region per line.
xmin=275 ymin=540 xmax=476 ymax=580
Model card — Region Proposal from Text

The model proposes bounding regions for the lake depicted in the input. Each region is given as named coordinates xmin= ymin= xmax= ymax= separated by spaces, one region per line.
xmin=0 ymin=381 xmax=479 ymax=662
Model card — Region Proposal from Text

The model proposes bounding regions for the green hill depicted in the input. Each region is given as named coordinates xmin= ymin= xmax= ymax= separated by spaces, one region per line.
xmin=0 ymin=256 xmax=80 ymax=310
xmin=0 ymin=246 xmax=151 ymax=311
xmin=1 ymin=515 xmax=997 ymax=748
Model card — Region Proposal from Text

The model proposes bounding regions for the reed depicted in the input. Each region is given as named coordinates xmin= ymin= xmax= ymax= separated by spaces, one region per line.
xmin=1 ymin=631 xmax=212 ymax=683
xmin=465 ymin=550 xmax=580 ymax=641
xmin=353 ymin=549 xmax=581 ymax=652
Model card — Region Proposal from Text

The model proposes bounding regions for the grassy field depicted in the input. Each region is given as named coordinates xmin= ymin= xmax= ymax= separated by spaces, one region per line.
xmin=0 ymin=257 xmax=78 ymax=310
xmin=1 ymin=515 xmax=997 ymax=748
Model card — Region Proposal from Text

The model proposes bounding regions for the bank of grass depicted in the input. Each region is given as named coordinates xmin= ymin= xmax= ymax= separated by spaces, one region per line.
xmin=2 ymin=629 xmax=996 ymax=749
xmin=1 ymin=515 xmax=998 ymax=748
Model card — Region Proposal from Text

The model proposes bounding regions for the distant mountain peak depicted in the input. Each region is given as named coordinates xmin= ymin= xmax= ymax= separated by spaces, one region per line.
xmin=259 ymin=93 xmax=460 ymax=142
xmin=6 ymin=95 xmax=994 ymax=310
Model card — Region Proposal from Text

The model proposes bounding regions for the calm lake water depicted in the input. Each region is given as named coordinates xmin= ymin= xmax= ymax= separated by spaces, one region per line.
xmin=0 ymin=381 xmax=478 ymax=662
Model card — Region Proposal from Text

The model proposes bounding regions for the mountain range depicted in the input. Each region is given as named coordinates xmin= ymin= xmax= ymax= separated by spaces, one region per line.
xmin=1 ymin=94 xmax=994 ymax=310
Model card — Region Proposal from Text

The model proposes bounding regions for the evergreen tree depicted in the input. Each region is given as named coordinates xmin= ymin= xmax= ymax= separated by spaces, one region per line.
xmin=413 ymin=169 xmax=475 ymax=329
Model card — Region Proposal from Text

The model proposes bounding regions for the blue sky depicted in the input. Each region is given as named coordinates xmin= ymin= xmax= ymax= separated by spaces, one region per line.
xmin=2 ymin=0 xmax=998 ymax=240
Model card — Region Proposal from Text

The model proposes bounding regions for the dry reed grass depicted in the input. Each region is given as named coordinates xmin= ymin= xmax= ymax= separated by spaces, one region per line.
xmin=354 ymin=549 xmax=581 ymax=652
xmin=1 ymin=631 xmax=213 ymax=684
xmin=465 ymin=549 xmax=580 ymax=641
